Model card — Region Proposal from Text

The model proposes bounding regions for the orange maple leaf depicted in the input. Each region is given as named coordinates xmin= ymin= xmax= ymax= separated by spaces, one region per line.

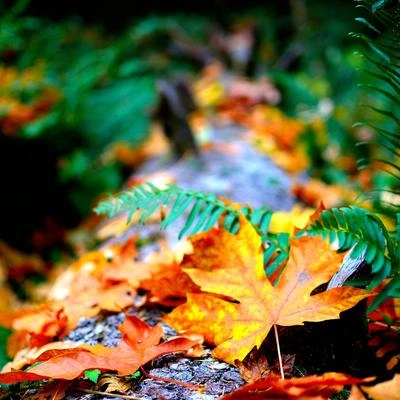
xmin=0 ymin=315 xmax=197 ymax=383
xmin=165 ymin=216 xmax=373 ymax=364
xmin=221 ymin=372 xmax=369 ymax=400
xmin=48 ymin=237 xmax=159 ymax=330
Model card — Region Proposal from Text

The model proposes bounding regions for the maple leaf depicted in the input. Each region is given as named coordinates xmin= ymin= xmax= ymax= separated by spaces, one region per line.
xmin=47 ymin=237 xmax=159 ymax=330
xmin=221 ymin=372 xmax=368 ymax=400
xmin=165 ymin=217 xmax=373 ymax=364
xmin=0 ymin=304 xmax=69 ymax=359
xmin=0 ymin=315 xmax=197 ymax=383
xmin=234 ymin=347 xmax=273 ymax=382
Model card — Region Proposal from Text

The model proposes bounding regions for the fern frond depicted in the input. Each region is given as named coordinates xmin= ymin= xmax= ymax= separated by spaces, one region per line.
xmin=94 ymin=182 xmax=291 ymax=278
xmin=94 ymin=182 xmax=274 ymax=240
xmin=354 ymin=0 xmax=400 ymax=213
xmin=297 ymin=206 xmax=395 ymax=288
xmin=263 ymin=233 xmax=290 ymax=280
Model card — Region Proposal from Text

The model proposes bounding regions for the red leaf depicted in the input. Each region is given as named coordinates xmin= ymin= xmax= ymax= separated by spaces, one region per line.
xmin=0 ymin=315 xmax=197 ymax=382
xmin=221 ymin=373 xmax=370 ymax=400
xmin=0 ymin=371 xmax=47 ymax=384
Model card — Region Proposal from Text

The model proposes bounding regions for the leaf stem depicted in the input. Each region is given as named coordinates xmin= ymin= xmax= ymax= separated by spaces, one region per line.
xmin=274 ymin=324 xmax=285 ymax=380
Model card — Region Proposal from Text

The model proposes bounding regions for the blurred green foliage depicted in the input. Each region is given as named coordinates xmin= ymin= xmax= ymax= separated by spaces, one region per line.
xmin=0 ymin=2 xmax=210 ymax=217
xmin=0 ymin=0 xmax=396 ymax=224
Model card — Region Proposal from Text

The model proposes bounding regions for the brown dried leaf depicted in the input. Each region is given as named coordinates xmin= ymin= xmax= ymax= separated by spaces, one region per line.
xmin=234 ymin=347 xmax=272 ymax=382
xmin=98 ymin=374 xmax=131 ymax=394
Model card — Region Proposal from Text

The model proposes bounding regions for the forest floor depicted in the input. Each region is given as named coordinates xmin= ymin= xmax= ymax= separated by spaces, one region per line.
xmin=0 ymin=67 xmax=399 ymax=400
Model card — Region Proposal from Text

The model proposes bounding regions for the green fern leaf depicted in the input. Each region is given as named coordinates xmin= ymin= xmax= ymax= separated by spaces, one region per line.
xmin=94 ymin=183 xmax=274 ymax=242
xmin=263 ymin=233 xmax=290 ymax=281
xmin=354 ymin=0 xmax=400 ymax=216
xmin=94 ymin=183 xmax=286 ymax=276
xmin=297 ymin=206 xmax=393 ymax=288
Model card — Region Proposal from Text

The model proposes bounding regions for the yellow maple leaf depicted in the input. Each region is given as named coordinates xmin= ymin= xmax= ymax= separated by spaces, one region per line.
xmin=165 ymin=217 xmax=373 ymax=364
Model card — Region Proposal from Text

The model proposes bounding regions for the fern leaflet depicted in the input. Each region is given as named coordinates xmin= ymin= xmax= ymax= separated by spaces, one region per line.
xmin=94 ymin=182 xmax=274 ymax=240
xmin=297 ymin=206 xmax=396 ymax=289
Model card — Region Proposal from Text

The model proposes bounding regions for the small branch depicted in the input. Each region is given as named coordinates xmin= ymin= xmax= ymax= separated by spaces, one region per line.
xmin=274 ymin=324 xmax=285 ymax=380
xmin=78 ymin=388 xmax=146 ymax=400
xmin=140 ymin=367 xmax=204 ymax=392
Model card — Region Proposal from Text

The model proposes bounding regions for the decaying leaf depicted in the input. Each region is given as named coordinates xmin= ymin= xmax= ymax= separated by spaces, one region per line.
xmin=165 ymin=217 xmax=373 ymax=364
xmin=97 ymin=374 xmax=132 ymax=394
xmin=234 ymin=346 xmax=295 ymax=383
xmin=234 ymin=346 xmax=272 ymax=382
xmin=0 ymin=315 xmax=197 ymax=383
xmin=221 ymin=372 xmax=369 ymax=400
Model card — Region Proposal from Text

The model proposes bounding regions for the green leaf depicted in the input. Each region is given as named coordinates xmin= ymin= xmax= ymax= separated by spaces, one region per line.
xmin=125 ymin=371 xmax=142 ymax=381
xmin=84 ymin=369 xmax=101 ymax=383
xmin=297 ymin=206 xmax=394 ymax=287
xmin=355 ymin=17 xmax=381 ymax=33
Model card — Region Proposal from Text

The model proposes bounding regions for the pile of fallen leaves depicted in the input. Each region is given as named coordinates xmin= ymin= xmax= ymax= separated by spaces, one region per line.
xmin=0 ymin=65 xmax=399 ymax=399
xmin=1 ymin=214 xmax=399 ymax=398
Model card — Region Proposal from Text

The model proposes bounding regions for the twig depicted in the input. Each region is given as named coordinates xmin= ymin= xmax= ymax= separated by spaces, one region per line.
xmin=78 ymin=388 xmax=146 ymax=400
xmin=140 ymin=367 xmax=204 ymax=392
xmin=274 ymin=324 xmax=285 ymax=380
